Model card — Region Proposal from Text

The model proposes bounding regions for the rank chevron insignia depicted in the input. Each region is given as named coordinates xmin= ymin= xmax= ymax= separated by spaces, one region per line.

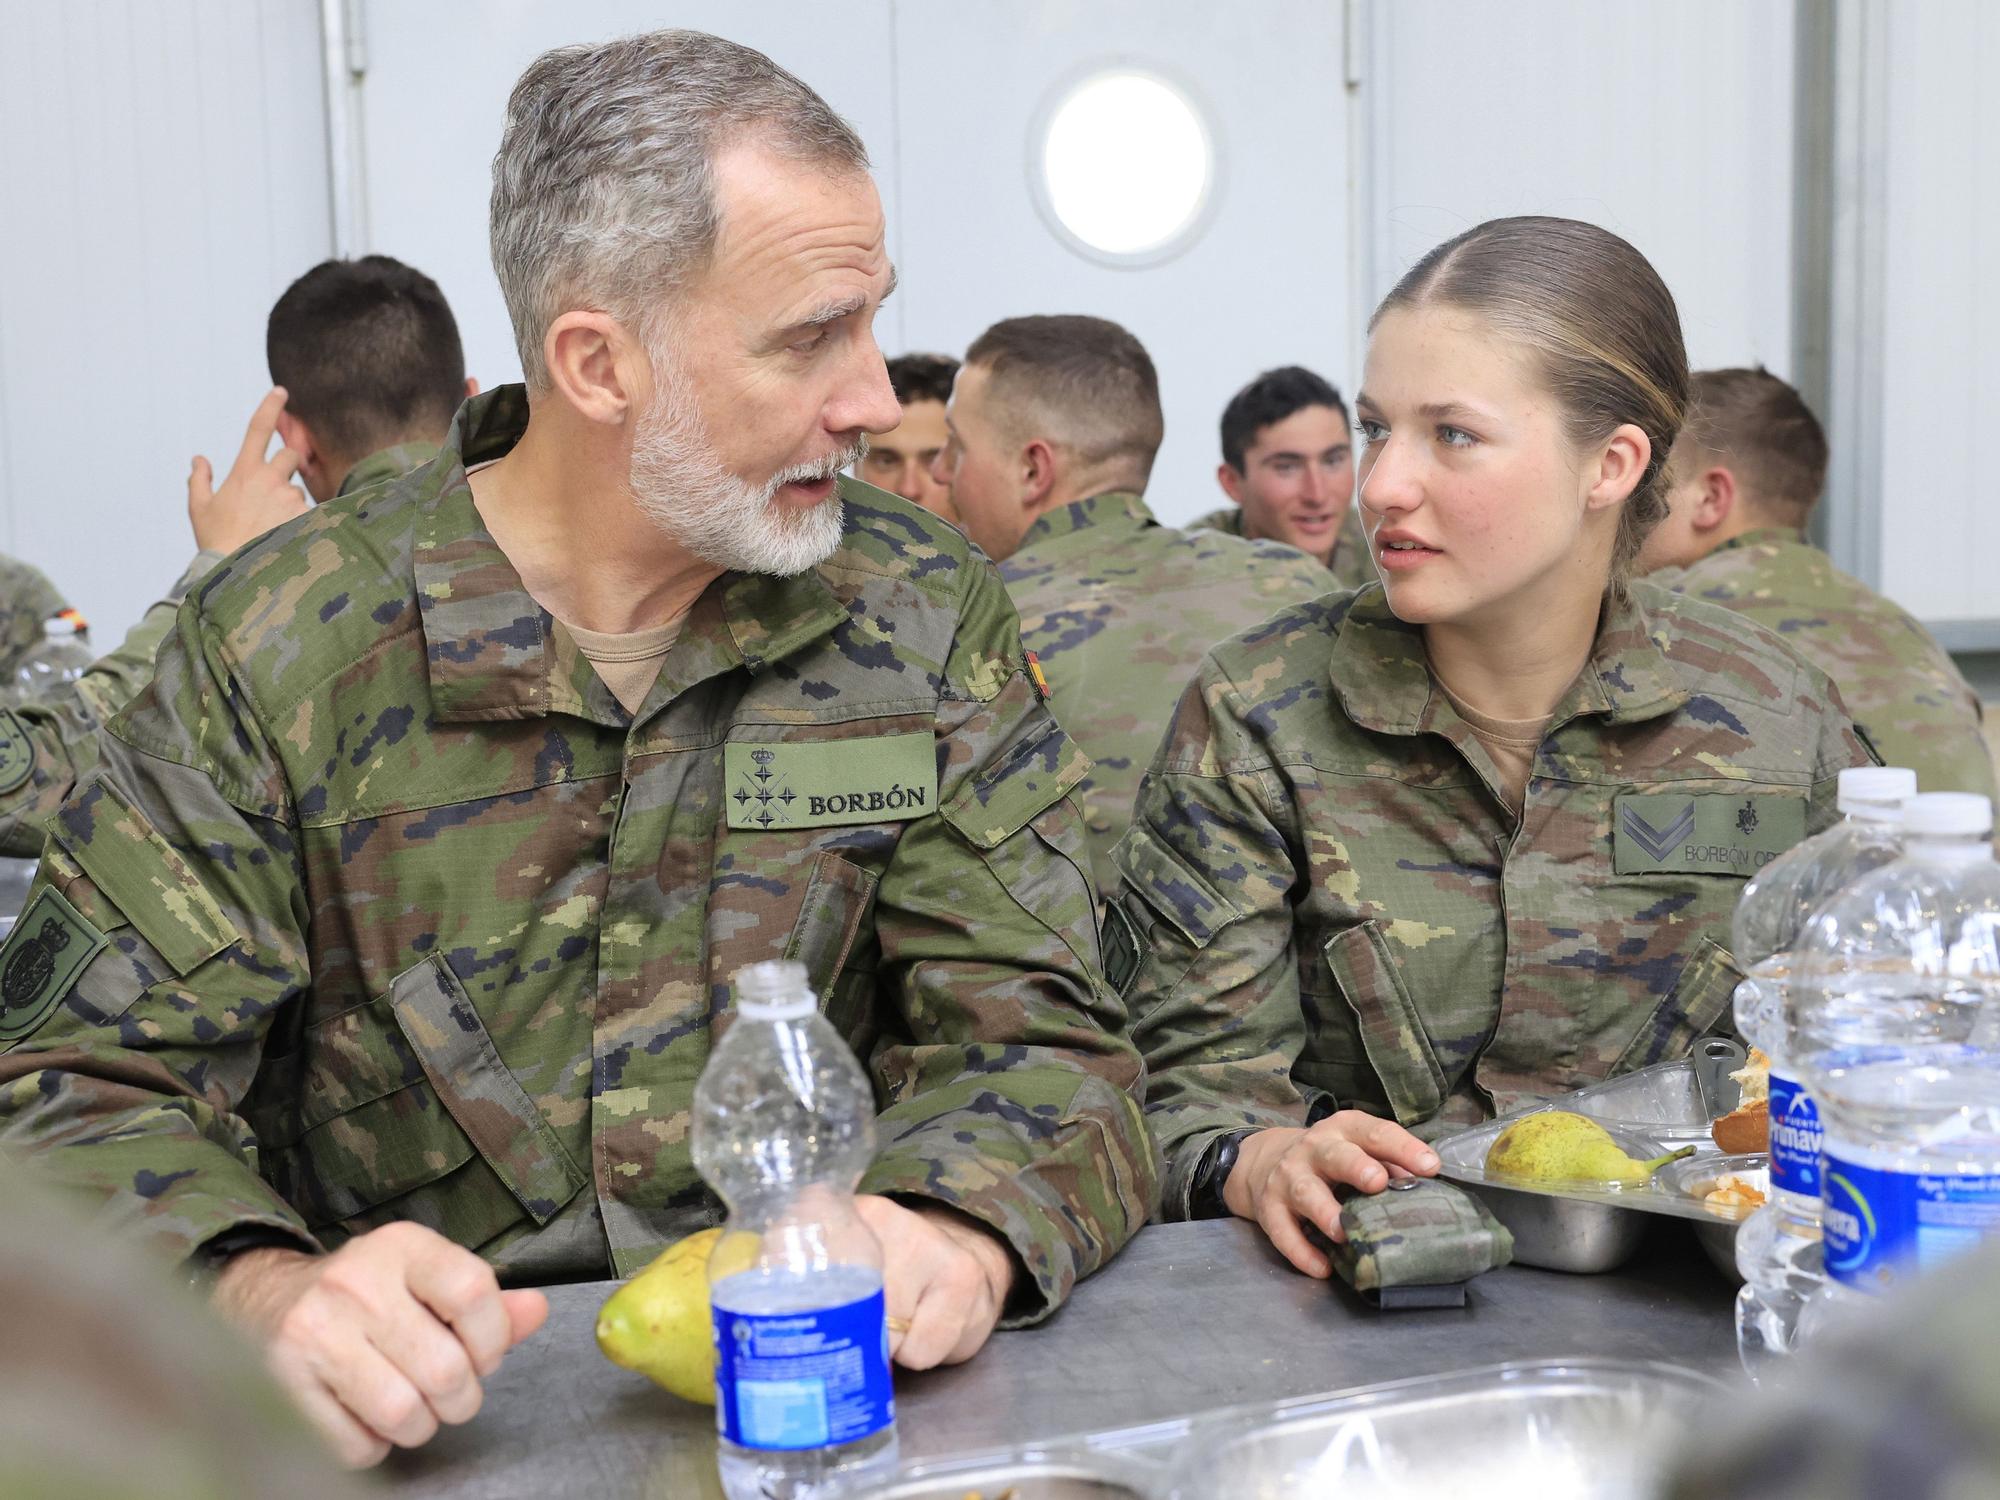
xmin=1621 ymin=798 xmax=1697 ymax=863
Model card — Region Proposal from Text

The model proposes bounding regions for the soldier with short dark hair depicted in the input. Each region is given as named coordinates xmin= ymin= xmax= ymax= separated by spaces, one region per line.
xmin=1191 ymin=365 xmax=1373 ymax=587
xmin=930 ymin=314 xmax=1327 ymax=890
xmin=1637 ymin=366 xmax=1993 ymax=800
xmin=854 ymin=351 xmax=960 ymax=522
xmin=0 ymin=29 xmax=1152 ymax=1468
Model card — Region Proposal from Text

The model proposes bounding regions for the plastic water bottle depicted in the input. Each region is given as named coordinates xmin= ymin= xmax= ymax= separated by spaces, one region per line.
xmin=9 ymin=610 xmax=94 ymax=703
xmin=1793 ymin=793 xmax=2000 ymax=1342
xmin=692 ymin=960 xmax=897 ymax=1500
xmin=1729 ymin=766 xmax=1915 ymax=1376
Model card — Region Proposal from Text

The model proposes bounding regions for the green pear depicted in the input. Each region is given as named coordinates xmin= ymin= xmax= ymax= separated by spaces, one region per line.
xmin=1484 ymin=1110 xmax=1694 ymax=1187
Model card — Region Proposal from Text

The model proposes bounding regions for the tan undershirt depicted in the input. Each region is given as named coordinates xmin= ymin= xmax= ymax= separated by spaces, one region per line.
xmin=565 ymin=618 xmax=684 ymax=715
xmin=1434 ymin=677 xmax=1554 ymax=813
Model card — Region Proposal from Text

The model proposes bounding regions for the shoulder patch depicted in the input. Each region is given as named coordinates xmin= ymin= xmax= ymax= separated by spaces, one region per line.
xmin=0 ymin=885 xmax=107 ymax=1044
xmin=1613 ymin=791 xmax=1807 ymax=877
xmin=0 ymin=709 xmax=33 ymax=795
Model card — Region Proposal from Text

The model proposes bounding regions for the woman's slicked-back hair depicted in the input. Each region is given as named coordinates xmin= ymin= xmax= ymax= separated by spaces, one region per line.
xmin=1372 ymin=216 xmax=1689 ymax=586
xmin=490 ymin=29 xmax=869 ymax=389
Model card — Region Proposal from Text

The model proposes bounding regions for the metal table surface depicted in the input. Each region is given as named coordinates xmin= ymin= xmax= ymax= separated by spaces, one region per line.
xmin=381 ymin=1215 xmax=1741 ymax=1498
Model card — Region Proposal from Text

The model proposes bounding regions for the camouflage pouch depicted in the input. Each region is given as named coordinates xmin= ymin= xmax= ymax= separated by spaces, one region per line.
xmin=1328 ymin=1178 xmax=1513 ymax=1309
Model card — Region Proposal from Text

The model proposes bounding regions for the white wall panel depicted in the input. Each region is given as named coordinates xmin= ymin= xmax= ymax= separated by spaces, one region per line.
xmin=1362 ymin=0 xmax=1796 ymax=375
xmin=1873 ymin=0 xmax=1999 ymax=629
xmin=0 ymin=0 xmax=329 ymax=644
xmin=889 ymin=0 xmax=1352 ymax=527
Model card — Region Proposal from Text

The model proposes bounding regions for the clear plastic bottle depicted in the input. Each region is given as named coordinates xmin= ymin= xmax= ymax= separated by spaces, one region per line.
xmin=9 ymin=610 xmax=94 ymax=703
xmin=692 ymin=960 xmax=897 ymax=1500
xmin=1730 ymin=765 xmax=1915 ymax=1376
xmin=1793 ymin=793 xmax=2000 ymax=1343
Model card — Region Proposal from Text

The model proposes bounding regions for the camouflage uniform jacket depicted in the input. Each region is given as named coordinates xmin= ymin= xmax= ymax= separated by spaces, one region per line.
xmin=1114 ymin=581 xmax=1873 ymax=1218
xmin=1653 ymin=527 xmax=1995 ymax=800
xmin=0 ymin=443 xmax=442 ymax=859
xmin=1186 ymin=503 xmax=1375 ymax=592
xmin=0 ymin=554 xmax=70 ymax=680
xmin=0 ymin=553 xmax=220 ymax=858
xmin=999 ymin=491 xmax=1328 ymax=892
xmin=0 ymin=387 xmax=1155 ymax=1322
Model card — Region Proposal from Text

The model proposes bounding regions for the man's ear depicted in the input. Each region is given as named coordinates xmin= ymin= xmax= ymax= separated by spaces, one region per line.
xmin=1690 ymin=464 xmax=1739 ymax=534
xmin=464 ymin=376 xmax=481 ymax=399
xmin=1021 ymin=438 xmax=1061 ymax=508
xmin=542 ymin=311 xmax=644 ymax=426
xmin=274 ymin=410 xmax=321 ymax=482
xmin=1216 ymin=463 xmax=1247 ymax=505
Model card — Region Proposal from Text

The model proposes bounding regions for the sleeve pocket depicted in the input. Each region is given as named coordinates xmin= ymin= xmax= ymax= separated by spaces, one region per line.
xmin=51 ymin=778 xmax=235 ymax=977
xmin=1323 ymin=920 xmax=1447 ymax=1127
xmin=938 ymin=698 xmax=1090 ymax=851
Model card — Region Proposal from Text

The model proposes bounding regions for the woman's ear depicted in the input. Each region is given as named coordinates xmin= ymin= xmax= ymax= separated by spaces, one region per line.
xmin=1586 ymin=422 xmax=1653 ymax=513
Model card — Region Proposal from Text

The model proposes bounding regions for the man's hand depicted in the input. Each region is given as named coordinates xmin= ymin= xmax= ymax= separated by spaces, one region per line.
xmin=188 ymin=386 xmax=311 ymax=554
xmin=1223 ymin=1113 xmax=1440 ymax=1279
xmin=210 ymin=1221 xmax=549 ymax=1468
xmin=855 ymin=1194 xmax=1015 ymax=1371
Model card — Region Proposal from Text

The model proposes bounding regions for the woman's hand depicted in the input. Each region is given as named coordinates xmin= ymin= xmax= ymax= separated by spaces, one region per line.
xmin=1222 ymin=1113 xmax=1441 ymax=1277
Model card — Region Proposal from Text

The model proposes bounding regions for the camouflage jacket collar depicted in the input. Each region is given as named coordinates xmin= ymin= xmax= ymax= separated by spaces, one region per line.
xmin=336 ymin=440 xmax=444 ymax=500
xmin=1710 ymin=525 xmax=1807 ymax=559
xmin=1329 ymin=583 xmax=1688 ymax=736
xmin=1013 ymin=491 xmax=1155 ymax=555
xmin=415 ymin=386 xmax=850 ymax=726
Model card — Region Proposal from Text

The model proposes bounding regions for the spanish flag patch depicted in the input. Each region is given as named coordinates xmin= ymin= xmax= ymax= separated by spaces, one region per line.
xmin=1024 ymin=650 xmax=1051 ymax=701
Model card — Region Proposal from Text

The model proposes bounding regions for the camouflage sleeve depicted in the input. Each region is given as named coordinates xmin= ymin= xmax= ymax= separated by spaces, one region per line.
xmin=1114 ymin=657 xmax=1312 ymax=1221
xmin=856 ymin=555 xmax=1157 ymax=1325
xmin=0 ymin=555 xmax=224 ymax=857
xmin=0 ymin=595 xmax=316 ymax=1259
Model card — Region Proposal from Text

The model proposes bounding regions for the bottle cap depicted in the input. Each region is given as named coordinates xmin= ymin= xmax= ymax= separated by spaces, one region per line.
xmin=43 ymin=608 xmax=87 ymax=639
xmin=1901 ymin=792 xmax=1993 ymax=840
xmin=734 ymin=959 xmax=817 ymax=1021
xmin=1836 ymin=766 xmax=1916 ymax=816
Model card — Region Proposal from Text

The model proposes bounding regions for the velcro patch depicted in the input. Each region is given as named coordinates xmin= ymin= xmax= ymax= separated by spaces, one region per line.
xmin=0 ymin=885 xmax=107 ymax=1043
xmin=724 ymin=733 xmax=936 ymax=831
xmin=1613 ymin=791 xmax=1807 ymax=877
xmin=0 ymin=709 xmax=34 ymax=795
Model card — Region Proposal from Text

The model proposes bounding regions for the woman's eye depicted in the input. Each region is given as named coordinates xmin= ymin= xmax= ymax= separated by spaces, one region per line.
xmin=1357 ymin=419 xmax=1386 ymax=445
xmin=1439 ymin=425 xmax=1475 ymax=448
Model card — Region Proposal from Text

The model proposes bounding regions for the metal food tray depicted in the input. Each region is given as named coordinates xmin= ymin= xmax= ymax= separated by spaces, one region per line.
xmin=1432 ymin=1042 xmax=1763 ymax=1273
xmin=876 ymin=1358 xmax=1722 ymax=1500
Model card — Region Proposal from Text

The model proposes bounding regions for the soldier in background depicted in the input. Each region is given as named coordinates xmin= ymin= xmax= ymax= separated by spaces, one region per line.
xmin=0 ymin=255 xmax=471 ymax=857
xmin=1190 ymin=365 xmax=1375 ymax=589
xmin=1638 ymin=366 xmax=1994 ymax=800
xmin=855 ymin=351 xmax=960 ymax=524
xmin=0 ymin=29 xmax=1151 ymax=1467
xmin=0 ymin=555 xmax=70 ymax=680
xmin=1119 ymin=218 xmax=1871 ymax=1276
xmin=931 ymin=314 xmax=1327 ymax=890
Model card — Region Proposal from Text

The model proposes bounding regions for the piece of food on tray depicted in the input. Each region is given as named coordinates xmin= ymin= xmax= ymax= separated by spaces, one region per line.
xmin=1712 ymin=1046 xmax=1772 ymax=1154
xmin=1702 ymin=1172 xmax=1769 ymax=1214
xmin=1484 ymin=1111 xmax=1696 ymax=1187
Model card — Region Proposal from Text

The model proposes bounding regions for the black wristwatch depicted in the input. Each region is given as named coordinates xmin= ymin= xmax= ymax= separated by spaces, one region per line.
xmin=1189 ymin=1128 xmax=1253 ymax=1220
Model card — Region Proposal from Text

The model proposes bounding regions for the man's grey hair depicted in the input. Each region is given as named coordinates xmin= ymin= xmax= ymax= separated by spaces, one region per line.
xmin=490 ymin=29 xmax=870 ymax=389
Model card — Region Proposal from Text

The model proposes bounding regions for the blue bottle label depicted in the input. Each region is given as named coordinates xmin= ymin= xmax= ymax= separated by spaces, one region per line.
xmin=713 ymin=1290 xmax=894 ymax=1451
xmin=1821 ymin=1153 xmax=2000 ymax=1293
xmin=1766 ymin=1073 xmax=1822 ymax=1197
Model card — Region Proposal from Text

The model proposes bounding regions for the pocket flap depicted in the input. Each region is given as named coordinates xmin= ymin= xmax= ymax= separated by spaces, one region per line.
xmin=939 ymin=711 xmax=1090 ymax=851
xmin=388 ymin=954 xmax=587 ymax=1225
xmin=1614 ymin=936 xmax=1744 ymax=1073
xmin=1325 ymin=921 xmax=1447 ymax=1127
xmin=51 ymin=777 xmax=236 ymax=977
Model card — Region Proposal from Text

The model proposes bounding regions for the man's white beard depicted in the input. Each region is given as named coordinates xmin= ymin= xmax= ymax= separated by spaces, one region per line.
xmin=628 ymin=354 xmax=859 ymax=577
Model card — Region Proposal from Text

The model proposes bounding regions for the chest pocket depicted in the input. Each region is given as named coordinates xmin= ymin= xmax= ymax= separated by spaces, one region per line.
xmin=1295 ymin=920 xmax=1447 ymax=1127
xmin=783 ymin=850 xmax=881 ymax=1040
xmin=260 ymin=953 xmax=587 ymax=1246
xmin=1612 ymin=935 xmax=1744 ymax=1072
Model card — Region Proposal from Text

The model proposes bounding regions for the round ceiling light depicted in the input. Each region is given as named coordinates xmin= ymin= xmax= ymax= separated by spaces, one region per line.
xmin=1034 ymin=68 xmax=1216 ymax=266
